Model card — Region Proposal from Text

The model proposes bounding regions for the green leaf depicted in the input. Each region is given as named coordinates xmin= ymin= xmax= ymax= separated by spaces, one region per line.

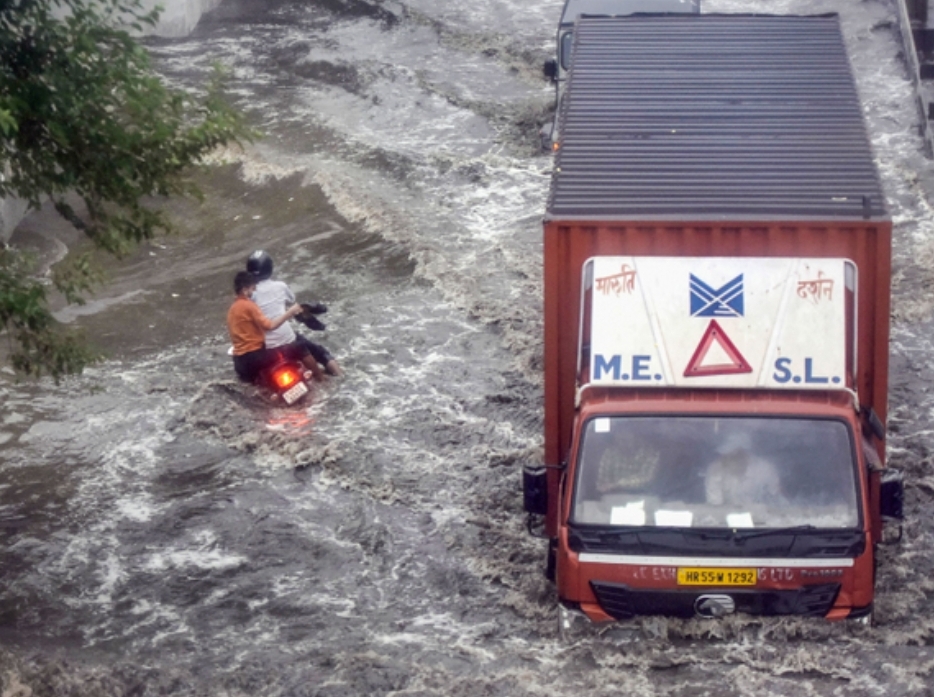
xmin=0 ymin=108 xmax=17 ymax=136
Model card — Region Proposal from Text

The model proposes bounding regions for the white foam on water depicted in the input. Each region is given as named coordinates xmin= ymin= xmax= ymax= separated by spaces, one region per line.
xmin=115 ymin=498 xmax=158 ymax=523
xmin=2 ymin=410 xmax=29 ymax=426
xmin=93 ymin=551 xmax=126 ymax=605
xmin=143 ymin=530 xmax=248 ymax=572
xmin=139 ymin=0 xmax=223 ymax=38
xmin=401 ymin=0 xmax=566 ymax=50
xmin=53 ymin=289 xmax=150 ymax=324
xmin=200 ymin=143 xmax=305 ymax=185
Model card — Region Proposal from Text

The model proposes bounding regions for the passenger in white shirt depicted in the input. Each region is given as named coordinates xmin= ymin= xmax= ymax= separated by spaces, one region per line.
xmin=246 ymin=250 xmax=343 ymax=379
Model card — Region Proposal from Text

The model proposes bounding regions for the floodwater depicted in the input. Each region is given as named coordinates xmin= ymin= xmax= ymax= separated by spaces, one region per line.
xmin=2 ymin=0 xmax=934 ymax=694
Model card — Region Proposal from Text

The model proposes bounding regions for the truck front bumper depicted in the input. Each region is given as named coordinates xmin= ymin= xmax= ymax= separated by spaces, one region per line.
xmin=588 ymin=579 xmax=841 ymax=619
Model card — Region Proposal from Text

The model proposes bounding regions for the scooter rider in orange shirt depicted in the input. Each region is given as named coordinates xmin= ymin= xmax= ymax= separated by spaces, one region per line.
xmin=227 ymin=271 xmax=306 ymax=383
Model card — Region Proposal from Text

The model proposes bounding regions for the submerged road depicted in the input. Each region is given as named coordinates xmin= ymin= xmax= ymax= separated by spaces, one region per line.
xmin=1 ymin=0 xmax=934 ymax=694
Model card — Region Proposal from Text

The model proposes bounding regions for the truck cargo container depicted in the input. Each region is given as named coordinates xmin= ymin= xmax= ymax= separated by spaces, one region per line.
xmin=540 ymin=0 xmax=700 ymax=150
xmin=524 ymin=13 xmax=904 ymax=627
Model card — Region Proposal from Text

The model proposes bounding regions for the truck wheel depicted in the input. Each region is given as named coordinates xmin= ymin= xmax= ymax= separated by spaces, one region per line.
xmin=851 ymin=603 xmax=874 ymax=627
xmin=557 ymin=603 xmax=590 ymax=642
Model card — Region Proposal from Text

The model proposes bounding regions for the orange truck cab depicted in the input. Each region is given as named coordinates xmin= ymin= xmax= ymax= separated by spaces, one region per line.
xmin=524 ymin=13 xmax=904 ymax=625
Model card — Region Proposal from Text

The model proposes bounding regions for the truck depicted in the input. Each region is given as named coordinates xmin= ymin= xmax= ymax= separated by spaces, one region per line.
xmin=540 ymin=0 xmax=701 ymax=150
xmin=524 ymin=12 xmax=905 ymax=628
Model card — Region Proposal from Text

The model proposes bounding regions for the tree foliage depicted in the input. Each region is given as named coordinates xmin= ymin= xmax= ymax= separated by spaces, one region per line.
xmin=0 ymin=0 xmax=249 ymax=378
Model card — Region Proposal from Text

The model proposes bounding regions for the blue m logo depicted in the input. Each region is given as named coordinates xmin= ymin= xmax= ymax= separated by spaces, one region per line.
xmin=689 ymin=274 xmax=744 ymax=317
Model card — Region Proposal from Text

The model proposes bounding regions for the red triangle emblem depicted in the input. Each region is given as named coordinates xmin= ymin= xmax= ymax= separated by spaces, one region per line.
xmin=683 ymin=320 xmax=752 ymax=377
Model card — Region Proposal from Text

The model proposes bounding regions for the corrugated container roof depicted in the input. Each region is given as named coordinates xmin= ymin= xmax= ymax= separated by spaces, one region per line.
xmin=547 ymin=14 xmax=889 ymax=220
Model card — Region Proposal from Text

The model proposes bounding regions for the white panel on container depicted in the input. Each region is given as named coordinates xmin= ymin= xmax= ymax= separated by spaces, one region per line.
xmin=588 ymin=257 xmax=850 ymax=390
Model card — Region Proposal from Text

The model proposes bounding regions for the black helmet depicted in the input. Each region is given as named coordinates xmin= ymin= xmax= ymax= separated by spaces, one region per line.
xmin=246 ymin=250 xmax=273 ymax=281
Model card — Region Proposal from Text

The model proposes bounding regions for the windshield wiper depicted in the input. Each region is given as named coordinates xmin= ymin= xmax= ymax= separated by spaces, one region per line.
xmin=729 ymin=524 xmax=817 ymax=539
xmin=635 ymin=525 xmax=819 ymax=543
xmin=586 ymin=525 xmax=820 ymax=540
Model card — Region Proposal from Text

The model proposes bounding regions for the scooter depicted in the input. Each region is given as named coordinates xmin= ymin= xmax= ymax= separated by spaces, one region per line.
xmin=258 ymin=302 xmax=329 ymax=405
xmin=260 ymin=351 xmax=313 ymax=405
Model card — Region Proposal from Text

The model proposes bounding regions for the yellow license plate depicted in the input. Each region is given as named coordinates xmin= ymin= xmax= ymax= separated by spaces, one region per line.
xmin=677 ymin=567 xmax=757 ymax=586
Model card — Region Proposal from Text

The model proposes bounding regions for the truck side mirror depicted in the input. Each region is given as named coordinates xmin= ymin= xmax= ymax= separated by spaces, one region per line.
xmin=523 ymin=465 xmax=548 ymax=515
xmin=543 ymin=59 xmax=558 ymax=81
xmin=862 ymin=406 xmax=886 ymax=441
xmin=880 ymin=469 xmax=904 ymax=520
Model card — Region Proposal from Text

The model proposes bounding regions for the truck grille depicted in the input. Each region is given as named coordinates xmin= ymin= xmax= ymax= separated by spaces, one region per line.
xmin=590 ymin=581 xmax=841 ymax=619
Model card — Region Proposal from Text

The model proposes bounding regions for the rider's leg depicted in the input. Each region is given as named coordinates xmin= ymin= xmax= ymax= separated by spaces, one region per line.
xmin=297 ymin=335 xmax=342 ymax=378
xmin=301 ymin=354 xmax=326 ymax=380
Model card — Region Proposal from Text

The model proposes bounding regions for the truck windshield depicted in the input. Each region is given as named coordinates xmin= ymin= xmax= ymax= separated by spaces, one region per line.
xmin=572 ymin=416 xmax=859 ymax=529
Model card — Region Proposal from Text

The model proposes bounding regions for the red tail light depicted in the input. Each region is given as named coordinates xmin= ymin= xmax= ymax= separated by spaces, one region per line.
xmin=272 ymin=366 xmax=299 ymax=389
